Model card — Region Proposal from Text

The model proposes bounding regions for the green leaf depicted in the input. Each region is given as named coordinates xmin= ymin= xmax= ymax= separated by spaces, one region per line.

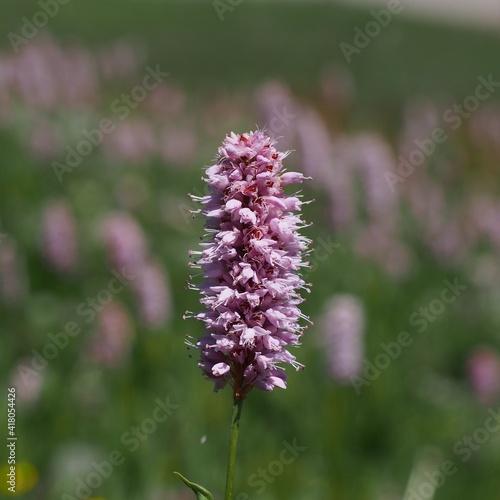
xmin=174 ymin=471 xmax=215 ymax=500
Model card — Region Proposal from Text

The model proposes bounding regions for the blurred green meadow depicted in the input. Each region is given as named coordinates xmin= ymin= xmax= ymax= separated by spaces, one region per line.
xmin=1 ymin=1 xmax=500 ymax=499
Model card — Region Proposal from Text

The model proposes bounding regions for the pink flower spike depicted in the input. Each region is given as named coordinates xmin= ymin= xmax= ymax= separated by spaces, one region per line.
xmin=186 ymin=131 xmax=312 ymax=399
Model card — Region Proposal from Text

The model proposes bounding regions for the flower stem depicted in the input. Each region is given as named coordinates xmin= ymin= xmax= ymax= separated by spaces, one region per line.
xmin=224 ymin=397 xmax=244 ymax=500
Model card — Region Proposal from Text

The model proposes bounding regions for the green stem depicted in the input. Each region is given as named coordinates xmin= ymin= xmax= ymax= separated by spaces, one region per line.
xmin=224 ymin=397 xmax=244 ymax=500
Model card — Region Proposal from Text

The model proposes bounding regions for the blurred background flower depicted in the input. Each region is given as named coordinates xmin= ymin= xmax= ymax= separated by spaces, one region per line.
xmin=320 ymin=294 xmax=365 ymax=383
